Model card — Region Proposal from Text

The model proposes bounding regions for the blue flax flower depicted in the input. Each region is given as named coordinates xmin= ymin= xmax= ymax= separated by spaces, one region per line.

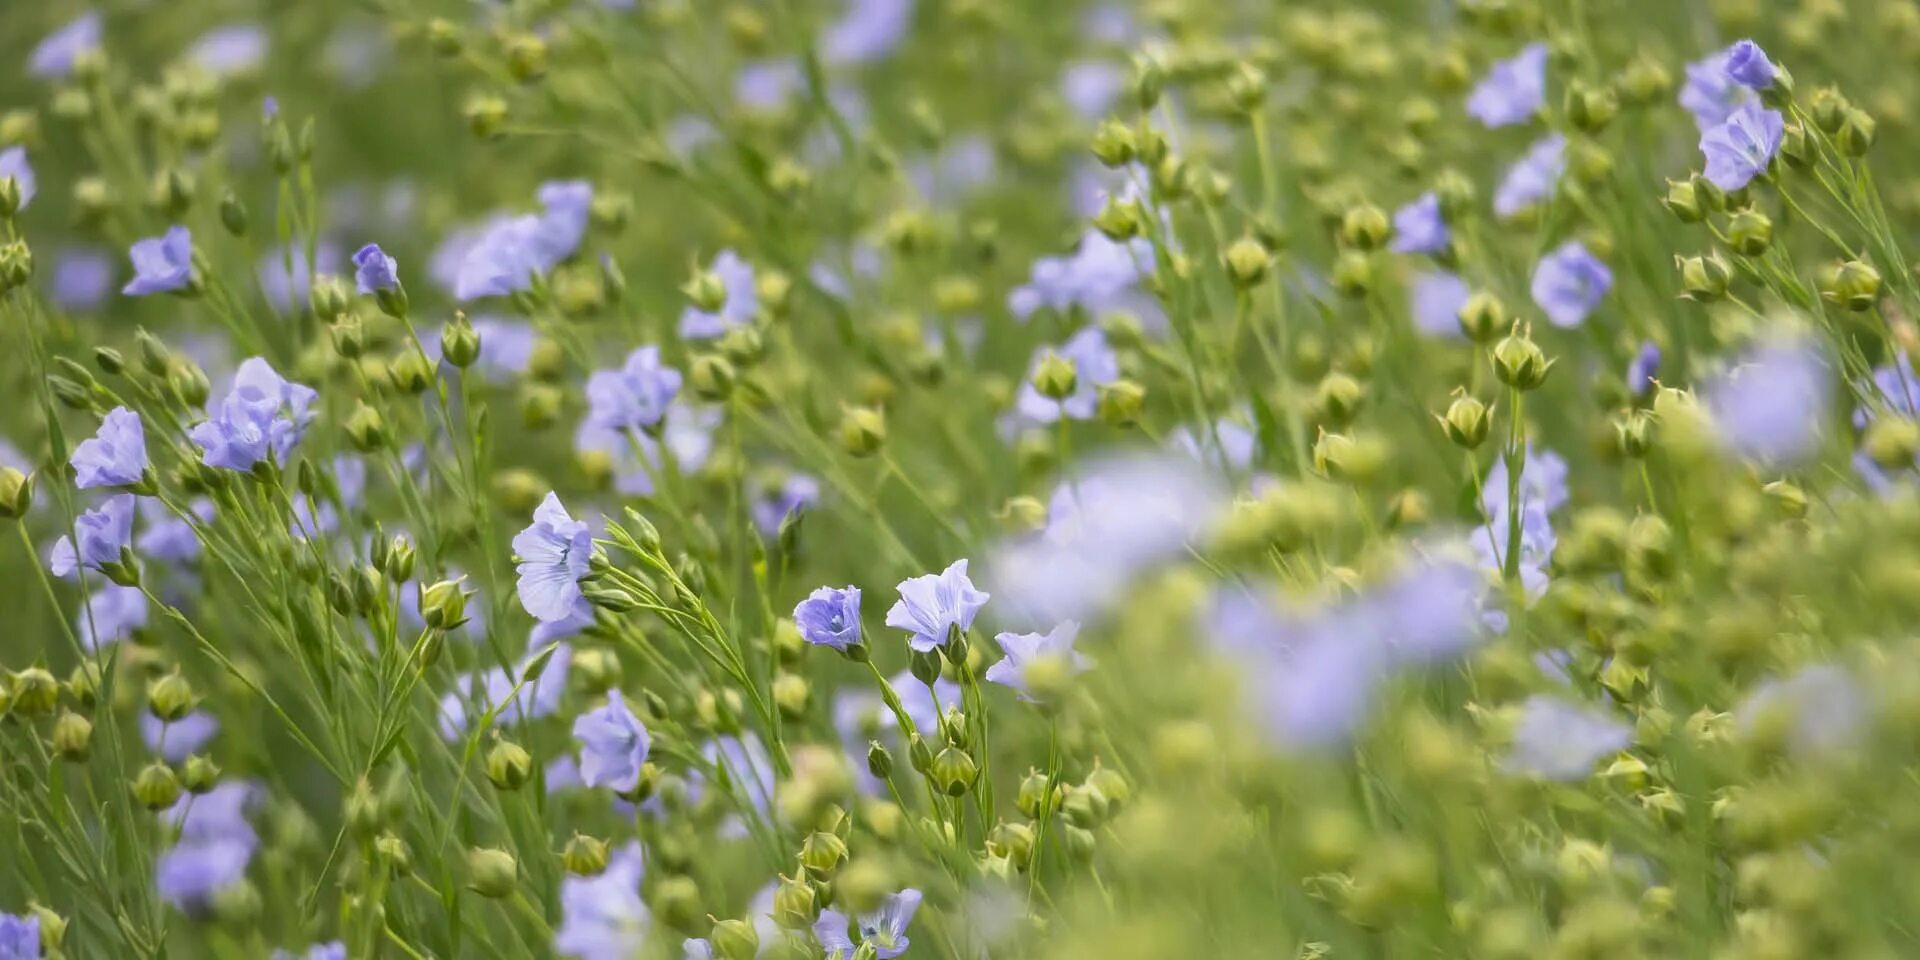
xmin=1700 ymin=100 xmax=1783 ymax=191
xmin=555 ymin=843 xmax=648 ymax=960
xmin=271 ymin=943 xmax=347 ymax=960
xmin=72 ymin=406 xmax=148 ymax=490
xmin=1680 ymin=49 xmax=1750 ymax=130
xmin=822 ymin=0 xmax=915 ymax=65
xmin=50 ymin=494 xmax=135 ymax=580
xmin=815 ymin=888 xmax=923 ymax=960
xmin=795 ymin=586 xmax=863 ymax=651
xmin=514 ymin=492 xmax=594 ymax=623
xmin=30 ymin=12 xmax=101 ymax=79
xmin=1628 ymin=342 xmax=1661 ymax=397
xmin=1723 ymin=39 xmax=1777 ymax=90
xmin=79 ymin=584 xmax=146 ymax=651
xmin=1014 ymin=327 xmax=1120 ymax=423
xmin=0 ymin=914 xmax=38 ymax=959
xmin=123 ymin=226 xmax=194 ymax=296
xmin=1466 ymin=43 xmax=1547 ymax=128
xmin=1504 ymin=696 xmax=1631 ymax=780
xmin=1737 ymin=664 xmax=1866 ymax=758
xmin=156 ymin=781 xmax=260 ymax=913
xmin=189 ymin=24 xmax=267 ymax=77
xmin=1530 ymin=241 xmax=1612 ymax=328
xmin=1410 ymin=271 xmax=1471 ymax=339
xmin=574 ymin=690 xmax=652 ymax=794
xmin=886 ymin=559 xmax=990 ymax=651
xmin=678 ymin=250 xmax=759 ymax=340
xmin=0 ymin=147 xmax=35 ymax=211
xmin=352 ymin=242 xmax=400 ymax=293
xmin=1494 ymin=134 xmax=1565 ymax=219
xmin=1703 ymin=334 xmax=1830 ymax=466
xmin=986 ymin=621 xmax=1092 ymax=701
xmin=188 ymin=357 xmax=318 ymax=471
xmin=1389 ymin=192 xmax=1449 ymax=255
xmin=52 ymin=247 xmax=114 ymax=311
xmin=586 ymin=345 xmax=683 ymax=432
xmin=751 ymin=472 xmax=820 ymax=536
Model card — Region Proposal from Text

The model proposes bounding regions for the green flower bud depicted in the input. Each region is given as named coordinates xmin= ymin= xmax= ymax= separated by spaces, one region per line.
xmin=800 ymin=830 xmax=849 ymax=880
xmin=1820 ymin=259 xmax=1882 ymax=311
xmin=147 ymin=670 xmax=196 ymax=722
xmin=67 ymin=661 xmax=101 ymax=709
xmin=485 ymin=739 xmax=533 ymax=791
xmin=505 ymin=34 xmax=549 ymax=83
xmin=330 ymin=314 xmax=366 ymax=359
xmin=1017 ymin=768 xmax=1059 ymax=819
xmin=1676 ymin=253 xmax=1732 ymax=302
xmin=1727 ymin=210 xmax=1773 ymax=256
xmin=837 ymin=406 xmax=887 ymax=457
xmin=522 ymin=383 xmax=563 ymax=430
xmin=866 ymin=740 xmax=894 ymax=780
xmin=52 ymin=711 xmax=93 ymax=762
xmin=375 ymin=833 xmax=413 ymax=877
xmin=772 ymin=875 xmax=817 ymax=929
xmin=1864 ymin=416 xmax=1920 ymax=469
xmin=27 ymin=905 xmax=66 ymax=952
xmin=1064 ymin=824 xmax=1097 ymax=863
xmin=1615 ymin=409 xmax=1655 ymax=458
xmin=1433 ymin=168 xmax=1477 ymax=217
xmin=384 ymin=535 xmax=416 ymax=584
xmin=1662 ymin=178 xmax=1704 ymax=223
xmin=1565 ymin=81 xmax=1619 ymax=132
xmin=169 ymin=359 xmax=211 ymax=408
xmin=988 ymin=821 xmax=1036 ymax=870
xmin=391 ymin=346 xmax=434 ymax=395
xmin=464 ymin=94 xmax=508 ymax=141
xmin=1837 ymin=107 xmax=1877 ymax=156
xmin=345 ymin=777 xmax=384 ymax=837
xmin=773 ymin=672 xmax=810 ymax=720
xmin=0 ymin=467 xmax=30 ymax=520
xmin=11 ymin=667 xmax=58 ymax=716
xmin=1619 ymin=54 xmax=1674 ymax=105
xmin=718 ymin=326 xmax=765 ymax=367
xmin=1762 ymin=479 xmax=1809 ymax=518
xmin=420 ymin=578 xmax=471 ymax=632
xmin=1223 ymin=236 xmax=1271 ymax=288
xmin=1089 ymin=119 xmax=1137 ymax=168
xmin=1491 ymin=331 xmax=1554 ymax=390
xmin=1810 ymin=86 xmax=1848 ymax=133
xmin=1330 ymin=249 xmax=1372 ymax=298
xmin=466 ymin=847 xmax=518 ymax=898
xmin=219 ymin=187 xmax=248 ymax=237
xmin=1032 ymin=351 xmax=1078 ymax=401
xmin=182 ymin=754 xmax=221 ymax=794
xmin=1226 ymin=61 xmax=1269 ymax=113
xmin=133 ymin=762 xmax=182 ymax=811
xmin=1096 ymin=379 xmax=1146 ymax=426
xmin=344 ymin=401 xmax=388 ymax=454
xmin=1779 ymin=121 xmax=1812 ymax=169
xmin=931 ymin=746 xmax=979 ymax=796
xmin=1092 ymin=196 xmax=1142 ymax=240
xmin=690 ymin=353 xmax=736 ymax=402
xmin=563 ymin=834 xmax=610 ymax=876
xmin=1440 ymin=395 xmax=1492 ymax=449
xmin=1314 ymin=373 xmax=1366 ymax=426
xmin=441 ymin=313 xmax=481 ymax=368
xmin=1339 ymin=204 xmax=1390 ymax=250
xmin=572 ymin=647 xmax=621 ymax=694
xmin=0 ymin=240 xmax=33 ymax=292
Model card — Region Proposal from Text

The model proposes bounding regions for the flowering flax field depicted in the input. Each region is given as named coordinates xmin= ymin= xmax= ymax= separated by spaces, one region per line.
xmin=14 ymin=1 xmax=1920 ymax=959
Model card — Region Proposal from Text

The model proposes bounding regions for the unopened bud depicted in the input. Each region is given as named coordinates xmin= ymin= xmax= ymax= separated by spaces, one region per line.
xmin=466 ymin=847 xmax=518 ymax=898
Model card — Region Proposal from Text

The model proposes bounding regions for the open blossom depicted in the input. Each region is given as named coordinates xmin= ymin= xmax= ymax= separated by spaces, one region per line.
xmin=453 ymin=182 xmax=594 ymax=300
xmin=1504 ymin=696 xmax=1632 ymax=780
xmin=0 ymin=914 xmax=38 ymax=960
xmin=887 ymin=560 xmax=990 ymax=651
xmin=50 ymin=494 xmax=135 ymax=580
xmin=514 ymin=492 xmax=594 ymax=623
xmin=52 ymin=247 xmax=115 ymax=311
xmin=352 ymin=242 xmax=400 ymax=293
xmin=555 ymin=842 xmax=649 ymax=960
xmin=1014 ymin=327 xmax=1120 ymax=423
xmin=1466 ymin=43 xmax=1547 ymax=128
xmin=815 ymin=889 xmax=922 ymax=960
xmin=31 ymin=12 xmax=102 ymax=79
xmin=1411 ymin=271 xmax=1471 ymax=338
xmin=586 ymin=345 xmax=682 ymax=431
xmin=1680 ymin=49 xmax=1750 ymax=129
xmin=1738 ymin=664 xmax=1867 ymax=757
xmin=574 ymin=691 xmax=652 ymax=794
xmin=576 ymin=402 xmax=718 ymax=498
xmin=190 ymin=23 xmax=268 ymax=77
xmin=157 ymin=782 xmax=261 ymax=913
xmin=1700 ymin=100 xmax=1783 ymax=191
xmin=1389 ymin=192 xmax=1449 ymax=255
xmin=0 ymin=147 xmax=35 ymax=211
xmin=795 ymin=586 xmax=863 ymax=651
xmin=142 ymin=711 xmax=220 ymax=762
xmin=1703 ymin=335 xmax=1831 ymax=466
xmin=1494 ymin=134 xmax=1565 ymax=218
xmin=72 ymin=406 xmax=148 ymax=489
xmin=678 ymin=250 xmax=758 ymax=340
xmin=188 ymin=357 xmax=319 ymax=471
xmin=80 ymin=584 xmax=147 ymax=650
xmin=1530 ymin=241 xmax=1612 ymax=328
xmin=986 ymin=621 xmax=1092 ymax=700
xmin=123 ymin=226 xmax=194 ymax=296
xmin=822 ymin=0 xmax=915 ymax=65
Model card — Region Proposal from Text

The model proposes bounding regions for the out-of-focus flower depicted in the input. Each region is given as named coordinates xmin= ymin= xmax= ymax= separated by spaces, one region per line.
xmin=1008 ymin=229 xmax=1154 ymax=322
xmin=822 ymin=0 xmax=915 ymax=65
xmin=1062 ymin=61 xmax=1126 ymax=120
xmin=513 ymin=493 xmax=593 ymax=623
xmin=188 ymin=24 xmax=268 ymax=77
xmin=751 ymin=472 xmax=820 ymax=537
xmin=72 ymin=407 xmax=148 ymax=490
xmin=1480 ymin=445 xmax=1569 ymax=519
xmin=1504 ymin=696 xmax=1632 ymax=780
xmin=141 ymin=711 xmax=219 ymax=763
xmin=0 ymin=913 xmax=39 ymax=959
xmin=574 ymin=691 xmax=651 ymax=794
xmin=50 ymin=247 xmax=114 ymax=311
xmin=50 ymin=494 xmax=135 ymax=580
xmin=1703 ymin=335 xmax=1831 ymax=466
xmin=452 ymin=184 xmax=593 ymax=301
xmin=137 ymin=498 xmax=210 ymax=563
xmin=124 ymin=227 xmax=194 ymax=296
xmin=555 ymin=842 xmax=648 ymax=960
xmin=574 ymin=402 xmax=718 ymax=498
xmin=1410 ymin=271 xmax=1471 ymax=339
xmin=1389 ymin=193 xmax=1449 ymax=255
xmin=1531 ymin=242 xmax=1612 ymax=328
xmin=157 ymin=781 xmax=260 ymax=913
xmin=79 ymin=584 xmax=147 ymax=650
xmin=886 ymin=560 xmax=989 ymax=651
xmin=0 ymin=147 xmax=36 ymax=211
xmin=1467 ymin=43 xmax=1547 ymax=128
xmin=586 ymin=346 xmax=682 ymax=432
xmin=30 ymin=12 xmax=102 ymax=79
xmin=1680 ymin=49 xmax=1751 ymax=130
xmin=1724 ymin=39 xmax=1777 ymax=90
xmin=258 ymin=242 xmax=343 ymax=313
xmin=1700 ymin=100 xmax=1783 ymax=191
xmin=796 ymin=586 xmax=864 ymax=652
xmin=678 ymin=250 xmax=758 ymax=341
xmin=1738 ymin=664 xmax=1867 ymax=757
xmin=1494 ymin=134 xmax=1565 ymax=218
xmin=1628 ymin=342 xmax=1661 ymax=396
xmin=986 ymin=621 xmax=1091 ymax=700
xmin=1015 ymin=327 xmax=1120 ymax=423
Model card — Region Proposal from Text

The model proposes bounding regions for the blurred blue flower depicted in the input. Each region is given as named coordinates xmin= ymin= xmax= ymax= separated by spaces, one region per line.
xmin=587 ymin=346 xmax=682 ymax=431
xmin=50 ymin=247 xmax=114 ymax=311
xmin=1494 ymin=134 xmax=1565 ymax=219
xmin=887 ymin=559 xmax=990 ymax=651
xmin=272 ymin=942 xmax=347 ymax=960
xmin=1008 ymin=229 xmax=1153 ymax=322
xmin=138 ymin=497 xmax=210 ymax=564
xmin=986 ymin=621 xmax=1091 ymax=701
xmin=141 ymin=711 xmax=220 ymax=762
xmin=79 ymin=584 xmax=146 ymax=650
xmin=575 ymin=401 xmax=718 ymax=498
xmin=678 ymin=250 xmax=758 ymax=340
xmin=460 ymin=316 xmax=538 ymax=383
xmin=50 ymin=494 xmax=134 ymax=580
xmin=681 ymin=939 xmax=715 ymax=960
xmin=514 ymin=492 xmax=594 ymax=623
xmin=1704 ymin=335 xmax=1831 ymax=466
xmin=157 ymin=781 xmax=260 ymax=913
xmin=1467 ymin=43 xmax=1547 ymax=128
xmin=438 ymin=644 xmax=573 ymax=741
xmin=1628 ymin=341 xmax=1661 ymax=397
xmin=1723 ymin=39 xmax=1777 ymax=90
xmin=1480 ymin=444 xmax=1570 ymax=519
xmin=0 ymin=147 xmax=36 ymax=211
xmin=735 ymin=60 xmax=803 ymax=111
xmin=555 ymin=842 xmax=648 ymax=960
xmin=1410 ymin=271 xmax=1471 ymax=339
xmin=1738 ymin=664 xmax=1867 ymax=757
xmin=258 ymin=241 xmax=343 ymax=313
xmin=1679 ymin=49 xmax=1750 ymax=130
xmin=751 ymin=472 xmax=821 ymax=536
xmin=1389 ymin=192 xmax=1449 ymax=255
xmin=796 ymin=586 xmax=864 ymax=651
xmin=72 ymin=406 xmax=148 ymax=490
xmin=188 ymin=357 xmax=318 ymax=471
xmin=575 ymin=691 xmax=652 ymax=794
xmin=1504 ymin=695 xmax=1632 ymax=780
xmin=352 ymin=242 xmax=399 ymax=294
xmin=0 ymin=913 xmax=37 ymax=959
xmin=816 ymin=888 xmax=922 ymax=960
xmin=822 ymin=0 xmax=915 ymax=65
xmin=189 ymin=24 xmax=268 ymax=77
xmin=1062 ymin=61 xmax=1126 ymax=120
xmin=1530 ymin=241 xmax=1612 ymax=328
xmin=1700 ymin=100 xmax=1783 ymax=191
xmin=123 ymin=226 xmax=194 ymax=296
xmin=30 ymin=12 xmax=101 ymax=79
xmin=1015 ymin=327 xmax=1120 ymax=423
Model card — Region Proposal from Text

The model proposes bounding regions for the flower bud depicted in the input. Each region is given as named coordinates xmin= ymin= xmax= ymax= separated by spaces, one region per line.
xmin=1837 ymin=107 xmax=1877 ymax=156
xmin=420 ymin=578 xmax=471 ymax=632
xmin=1017 ymin=768 xmax=1060 ymax=819
xmin=505 ymin=34 xmax=549 ymax=83
xmin=772 ymin=875 xmax=816 ymax=929
xmin=1491 ymin=332 xmax=1554 ymax=390
xmin=1223 ymin=236 xmax=1271 ymax=289
xmin=773 ymin=672 xmax=810 ymax=720
xmin=147 ymin=670 xmax=196 ymax=722
xmin=1675 ymin=253 xmax=1731 ymax=302
xmin=441 ymin=314 xmax=481 ymax=368
xmin=1339 ymin=204 xmax=1390 ymax=251
xmin=1565 ymin=81 xmax=1619 ymax=132
xmin=376 ymin=833 xmax=413 ymax=876
xmin=1314 ymin=431 xmax=1389 ymax=482
xmin=182 ymin=754 xmax=221 ymax=794
xmin=466 ymin=847 xmax=518 ymax=898
xmin=133 ymin=762 xmax=182 ymax=811
xmin=1864 ymin=416 xmax=1920 ymax=470
xmin=1314 ymin=373 xmax=1366 ymax=426
xmin=1820 ymin=259 xmax=1882 ymax=311
xmin=52 ymin=711 xmax=93 ymax=762
xmin=712 ymin=918 xmax=760 ymax=960
xmin=1330 ymin=249 xmax=1372 ymax=297
xmin=1726 ymin=210 xmax=1773 ymax=256
xmin=563 ymin=834 xmax=610 ymax=876
xmin=0 ymin=240 xmax=33 ymax=291
xmin=1662 ymin=178 xmax=1704 ymax=223
xmin=1620 ymin=54 xmax=1674 ymax=104
xmin=866 ymin=740 xmax=894 ymax=780
xmin=1092 ymin=197 xmax=1142 ymax=240
xmin=1762 ymin=479 xmax=1809 ymax=518
xmin=11 ymin=667 xmax=58 ymax=716
xmin=837 ymin=406 xmax=887 ymax=457
xmin=0 ymin=467 xmax=32 ymax=520
xmin=800 ymin=830 xmax=849 ymax=879
xmin=485 ymin=739 xmax=533 ymax=791
xmin=1615 ymin=409 xmax=1654 ymax=458
xmin=391 ymin=346 xmax=434 ymax=395
xmin=1096 ymin=379 xmax=1146 ymax=426
xmin=690 ymin=354 xmax=736 ymax=402
xmin=67 ymin=662 xmax=101 ymax=709
xmin=1031 ymin=351 xmax=1078 ymax=401
xmin=1441 ymin=395 xmax=1492 ymax=449
xmin=1226 ymin=61 xmax=1269 ymax=113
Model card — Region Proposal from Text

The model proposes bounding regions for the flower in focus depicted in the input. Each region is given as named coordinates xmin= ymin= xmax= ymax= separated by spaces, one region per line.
xmin=985 ymin=621 xmax=1091 ymax=701
xmin=49 ymin=494 xmax=135 ymax=580
xmin=1530 ymin=241 xmax=1612 ymax=328
xmin=1504 ymin=696 xmax=1632 ymax=780
xmin=555 ymin=843 xmax=649 ymax=960
xmin=795 ymin=586 xmax=863 ymax=652
xmin=188 ymin=357 xmax=319 ymax=471
xmin=1494 ymin=134 xmax=1565 ymax=219
xmin=1389 ymin=192 xmax=1449 ymax=255
xmin=1700 ymin=100 xmax=1783 ymax=191
xmin=123 ymin=227 xmax=195 ymax=296
xmin=678 ymin=250 xmax=758 ymax=340
xmin=1466 ymin=43 xmax=1548 ymax=128
xmin=1723 ymin=39 xmax=1777 ymax=90
xmin=72 ymin=406 xmax=148 ymax=490
xmin=513 ymin=492 xmax=594 ymax=623
xmin=586 ymin=346 xmax=683 ymax=432
xmin=1703 ymin=335 xmax=1831 ymax=466
xmin=815 ymin=888 xmax=922 ymax=960
xmin=574 ymin=691 xmax=652 ymax=794
xmin=886 ymin=559 xmax=990 ymax=651
xmin=351 ymin=242 xmax=400 ymax=293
